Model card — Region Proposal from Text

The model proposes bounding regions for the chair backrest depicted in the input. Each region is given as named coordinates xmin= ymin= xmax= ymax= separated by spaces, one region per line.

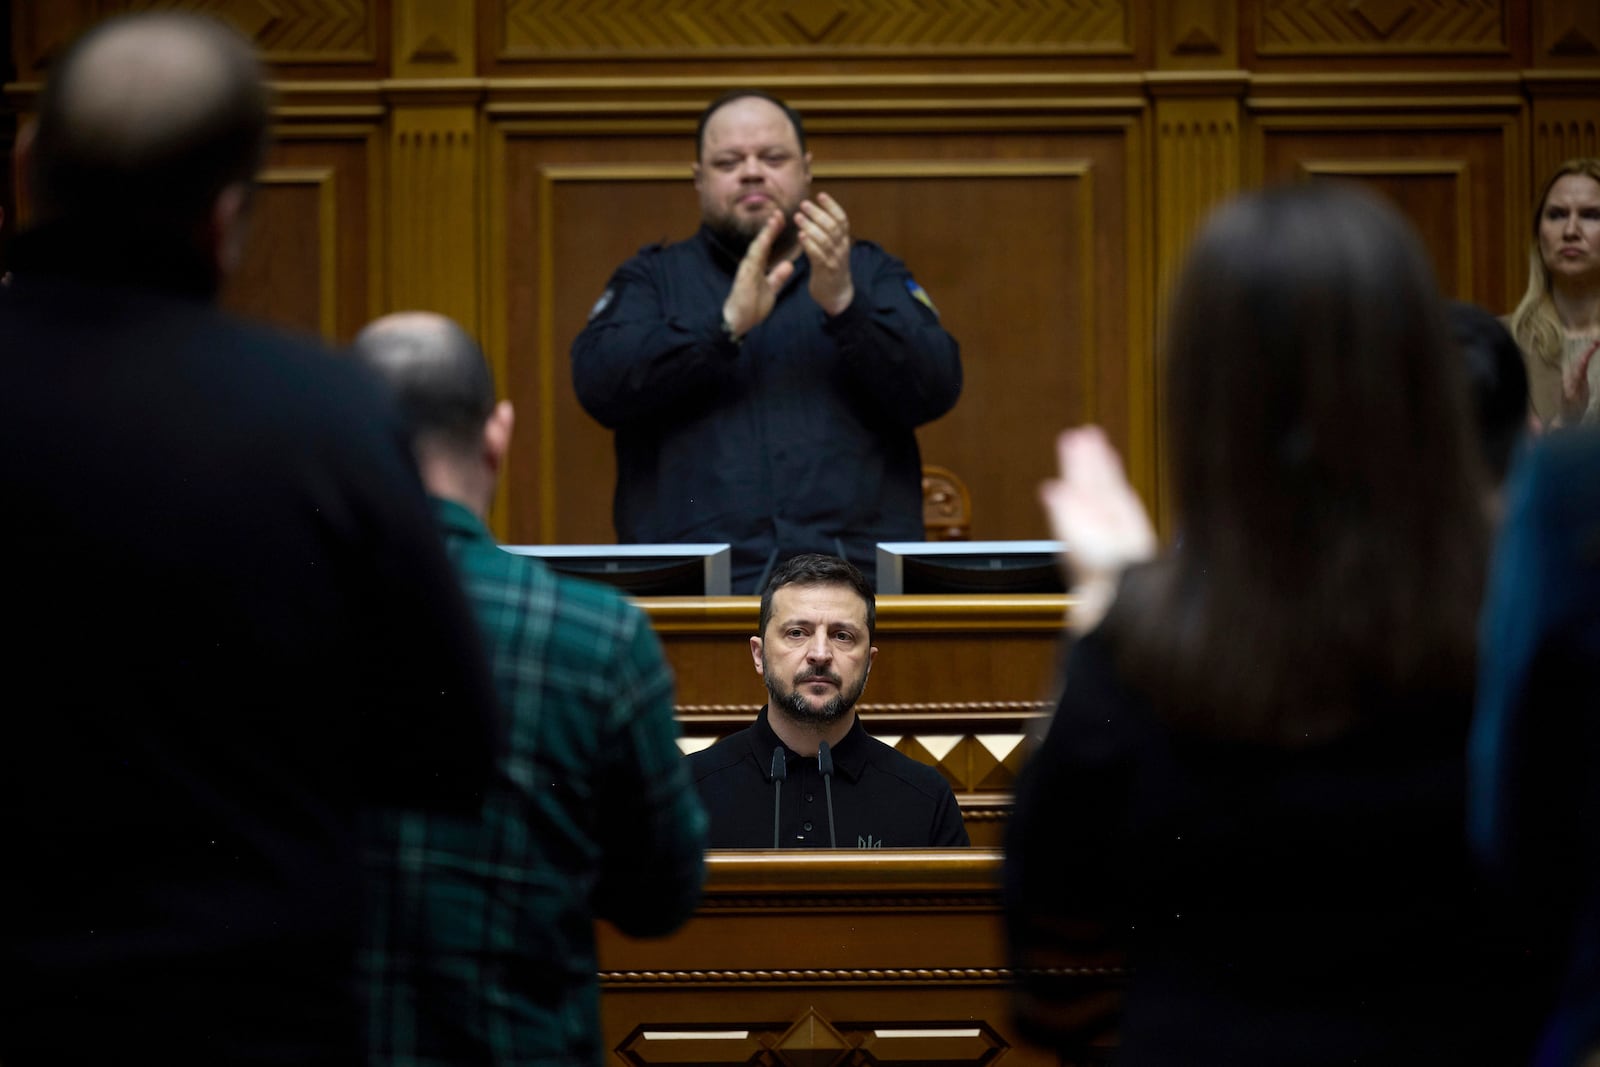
xmin=922 ymin=464 xmax=972 ymax=541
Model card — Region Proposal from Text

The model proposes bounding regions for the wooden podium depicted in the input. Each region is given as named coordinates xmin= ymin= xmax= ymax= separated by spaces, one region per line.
xmin=597 ymin=849 xmax=1122 ymax=1066
xmin=641 ymin=594 xmax=1069 ymax=848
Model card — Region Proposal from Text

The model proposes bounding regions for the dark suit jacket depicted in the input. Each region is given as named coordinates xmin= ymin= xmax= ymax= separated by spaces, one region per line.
xmin=0 ymin=235 xmax=500 ymax=1065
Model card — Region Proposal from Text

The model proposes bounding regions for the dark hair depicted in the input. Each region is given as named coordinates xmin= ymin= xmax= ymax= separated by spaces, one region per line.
xmin=1446 ymin=300 xmax=1529 ymax=485
xmin=759 ymin=554 xmax=875 ymax=641
xmin=349 ymin=316 xmax=496 ymax=456
xmin=1111 ymin=182 xmax=1488 ymax=745
xmin=695 ymin=89 xmax=807 ymax=160
xmin=29 ymin=13 xmax=269 ymax=234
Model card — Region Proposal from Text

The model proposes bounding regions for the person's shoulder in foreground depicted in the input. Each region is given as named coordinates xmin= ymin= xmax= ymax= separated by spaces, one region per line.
xmin=0 ymin=14 xmax=498 ymax=1066
xmin=1473 ymin=428 xmax=1600 ymax=1067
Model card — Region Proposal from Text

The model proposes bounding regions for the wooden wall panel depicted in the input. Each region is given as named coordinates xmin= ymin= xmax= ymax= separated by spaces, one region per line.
xmin=222 ymin=166 xmax=338 ymax=339
xmin=221 ymin=124 xmax=384 ymax=343
xmin=1250 ymin=112 xmax=1523 ymax=307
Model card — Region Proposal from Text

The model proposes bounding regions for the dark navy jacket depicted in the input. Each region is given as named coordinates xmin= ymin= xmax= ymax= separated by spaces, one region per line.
xmin=685 ymin=706 xmax=969 ymax=849
xmin=1472 ymin=430 xmax=1600 ymax=1067
xmin=571 ymin=225 xmax=961 ymax=592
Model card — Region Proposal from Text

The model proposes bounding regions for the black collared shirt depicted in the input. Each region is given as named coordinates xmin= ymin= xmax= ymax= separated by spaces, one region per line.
xmin=571 ymin=225 xmax=962 ymax=592
xmin=685 ymin=706 xmax=970 ymax=848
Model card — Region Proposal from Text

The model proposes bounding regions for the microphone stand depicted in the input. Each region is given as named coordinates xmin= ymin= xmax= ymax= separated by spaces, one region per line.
xmin=818 ymin=740 xmax=837 ymax=849
xmin=770 ymin=745 xmax=787 ymax=849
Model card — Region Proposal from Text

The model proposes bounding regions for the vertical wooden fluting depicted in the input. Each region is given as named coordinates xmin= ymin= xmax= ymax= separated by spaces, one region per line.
xmin=1143 ymin=0 xmax=1243 ymax=534
xmin=387 ymin=0 xmax=480 ymax=331
xmin=1149 ymin=93 xmax=1243 ymax=534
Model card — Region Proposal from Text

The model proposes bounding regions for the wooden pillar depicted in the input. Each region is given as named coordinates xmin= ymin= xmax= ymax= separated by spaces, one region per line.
xmin=386 ymin=1 xmax=482 ymax=333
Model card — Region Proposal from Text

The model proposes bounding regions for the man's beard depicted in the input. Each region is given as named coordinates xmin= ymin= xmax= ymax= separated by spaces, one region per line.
xmin=765 ymin=659 xmax=869 ymax=727
xmin=705 ymin=204 xmax=799 ymax=261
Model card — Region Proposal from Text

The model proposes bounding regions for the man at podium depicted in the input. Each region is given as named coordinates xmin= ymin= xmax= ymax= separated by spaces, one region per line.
xmin=571 ymin=90 xmax=962 ymax=592
xmin=686 ymin=554 xmax=969 ymax=848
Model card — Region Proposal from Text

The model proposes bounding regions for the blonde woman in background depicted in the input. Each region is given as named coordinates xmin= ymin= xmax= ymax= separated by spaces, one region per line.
xmin=1509 ymin=158 xmax=1600 ymax=426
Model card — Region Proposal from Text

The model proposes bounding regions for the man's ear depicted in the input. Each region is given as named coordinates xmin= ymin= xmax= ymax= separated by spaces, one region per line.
xmin=866 ymin=645 xmax=877 ymax=678
xmin=692 ymin=161 xmax=705 ymax=193
xmin=750 ymin=635 xmax=765 ymax=677
xmin=209 ymin=181 xmax=251 ymax=279
xmin=483 ymin=400 xmax=514 ymax=476
xmin=802 ymin=151 xmax=813 ymax=182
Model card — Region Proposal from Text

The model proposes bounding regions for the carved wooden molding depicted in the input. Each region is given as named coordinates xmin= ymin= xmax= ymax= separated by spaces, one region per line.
xmin=387 ymin=106 xmax=480 ymax=329
xmin=679 ymin=700 xmax=1049 ymax=715
xmin=676 ymin=732 xmax=1033 ymax=792
xmin=1532 ymin=101 xmax=1600 ymax=183
xmin=394 ymin=0 xmax=475 ymax=77
xmin=1257 ymin=0 xmax=1511 ymax=57
xmin=11 ymin=0 xmax=379 ymax=73
xmin=497 ymin=0 xmax=1132 ymax=60
xmin=601 ymin=966 xmax=1033 ymax=985
xmin=1156 ymin=0 xmax=1238 ymax=67
xmin=699 ymin=895 xmax=1001 ymax=912
xmin=704 ymin=848 xmax=1000 ymax=890
xmin=1535 ymin=0 xmax=1600 ymax=62
xmin=609 ymin=1007 xmax=1033 ymax=1067
xmin=1152 ymin=96 xmax=1241 ymax=530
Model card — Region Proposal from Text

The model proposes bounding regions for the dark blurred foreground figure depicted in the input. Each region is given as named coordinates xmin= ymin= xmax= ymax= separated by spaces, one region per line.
xmin=1004 ymin=183 xmax=1546 ymax=1065
xmin=0 ymin=15 xmax=499 ymax=1064
xmin=1472 ymin=428 xmax=1600 ymax=1067
xmin=351 ymin=313 xmax=708 ymax=1066
xmin=1449 ymin=299 xmax=1532 ymax=491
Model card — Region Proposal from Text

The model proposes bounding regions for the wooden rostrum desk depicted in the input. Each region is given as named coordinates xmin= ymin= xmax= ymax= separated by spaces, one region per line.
xmin=638 ymin=594 xmax=1071 ymax=850
xmin=596 ymin=850 xmax=1123 ymax=1067
xmin=599 ymin=598 xmax=1116 ymax=1065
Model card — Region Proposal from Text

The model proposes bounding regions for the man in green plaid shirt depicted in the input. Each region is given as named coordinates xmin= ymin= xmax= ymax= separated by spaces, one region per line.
xmin=353 ymin=312 xmax=708 ymax=1066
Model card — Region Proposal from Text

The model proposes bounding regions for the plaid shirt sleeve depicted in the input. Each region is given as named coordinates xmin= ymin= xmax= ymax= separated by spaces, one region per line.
xmin=590 ymin=607 xmax=708 ymax=936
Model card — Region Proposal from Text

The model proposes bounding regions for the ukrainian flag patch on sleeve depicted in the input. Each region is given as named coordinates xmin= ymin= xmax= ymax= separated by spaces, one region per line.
xmin=905 ymin=277 xmax=940 ymax=317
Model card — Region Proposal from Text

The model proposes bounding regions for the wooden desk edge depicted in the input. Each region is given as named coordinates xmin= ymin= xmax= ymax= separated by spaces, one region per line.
xmin=703 ymin=847 xmax=1003 ymax=893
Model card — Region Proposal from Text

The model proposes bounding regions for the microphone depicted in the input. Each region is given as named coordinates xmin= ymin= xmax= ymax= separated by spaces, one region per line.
xmin=769 ymin=745 xmax=787 ymax=849
xmin=818 ymin=740 xmax=838 ymax=849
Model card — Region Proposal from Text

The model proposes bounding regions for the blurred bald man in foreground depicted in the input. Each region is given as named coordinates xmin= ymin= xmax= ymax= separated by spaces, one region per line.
xmin=0 ymin=16 xmax=498 ymax=1064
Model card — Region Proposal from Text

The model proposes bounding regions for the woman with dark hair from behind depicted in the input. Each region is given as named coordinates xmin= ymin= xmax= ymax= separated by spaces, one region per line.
xmin=1003 ymin=183 xmax=1547 ymax=1065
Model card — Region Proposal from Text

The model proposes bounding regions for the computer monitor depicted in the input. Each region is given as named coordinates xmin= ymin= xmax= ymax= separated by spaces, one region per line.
xmin=875 ymin=540 xmax=1066 ymax=595
xmin=500 ymin=543 xmax=732 ymax=597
